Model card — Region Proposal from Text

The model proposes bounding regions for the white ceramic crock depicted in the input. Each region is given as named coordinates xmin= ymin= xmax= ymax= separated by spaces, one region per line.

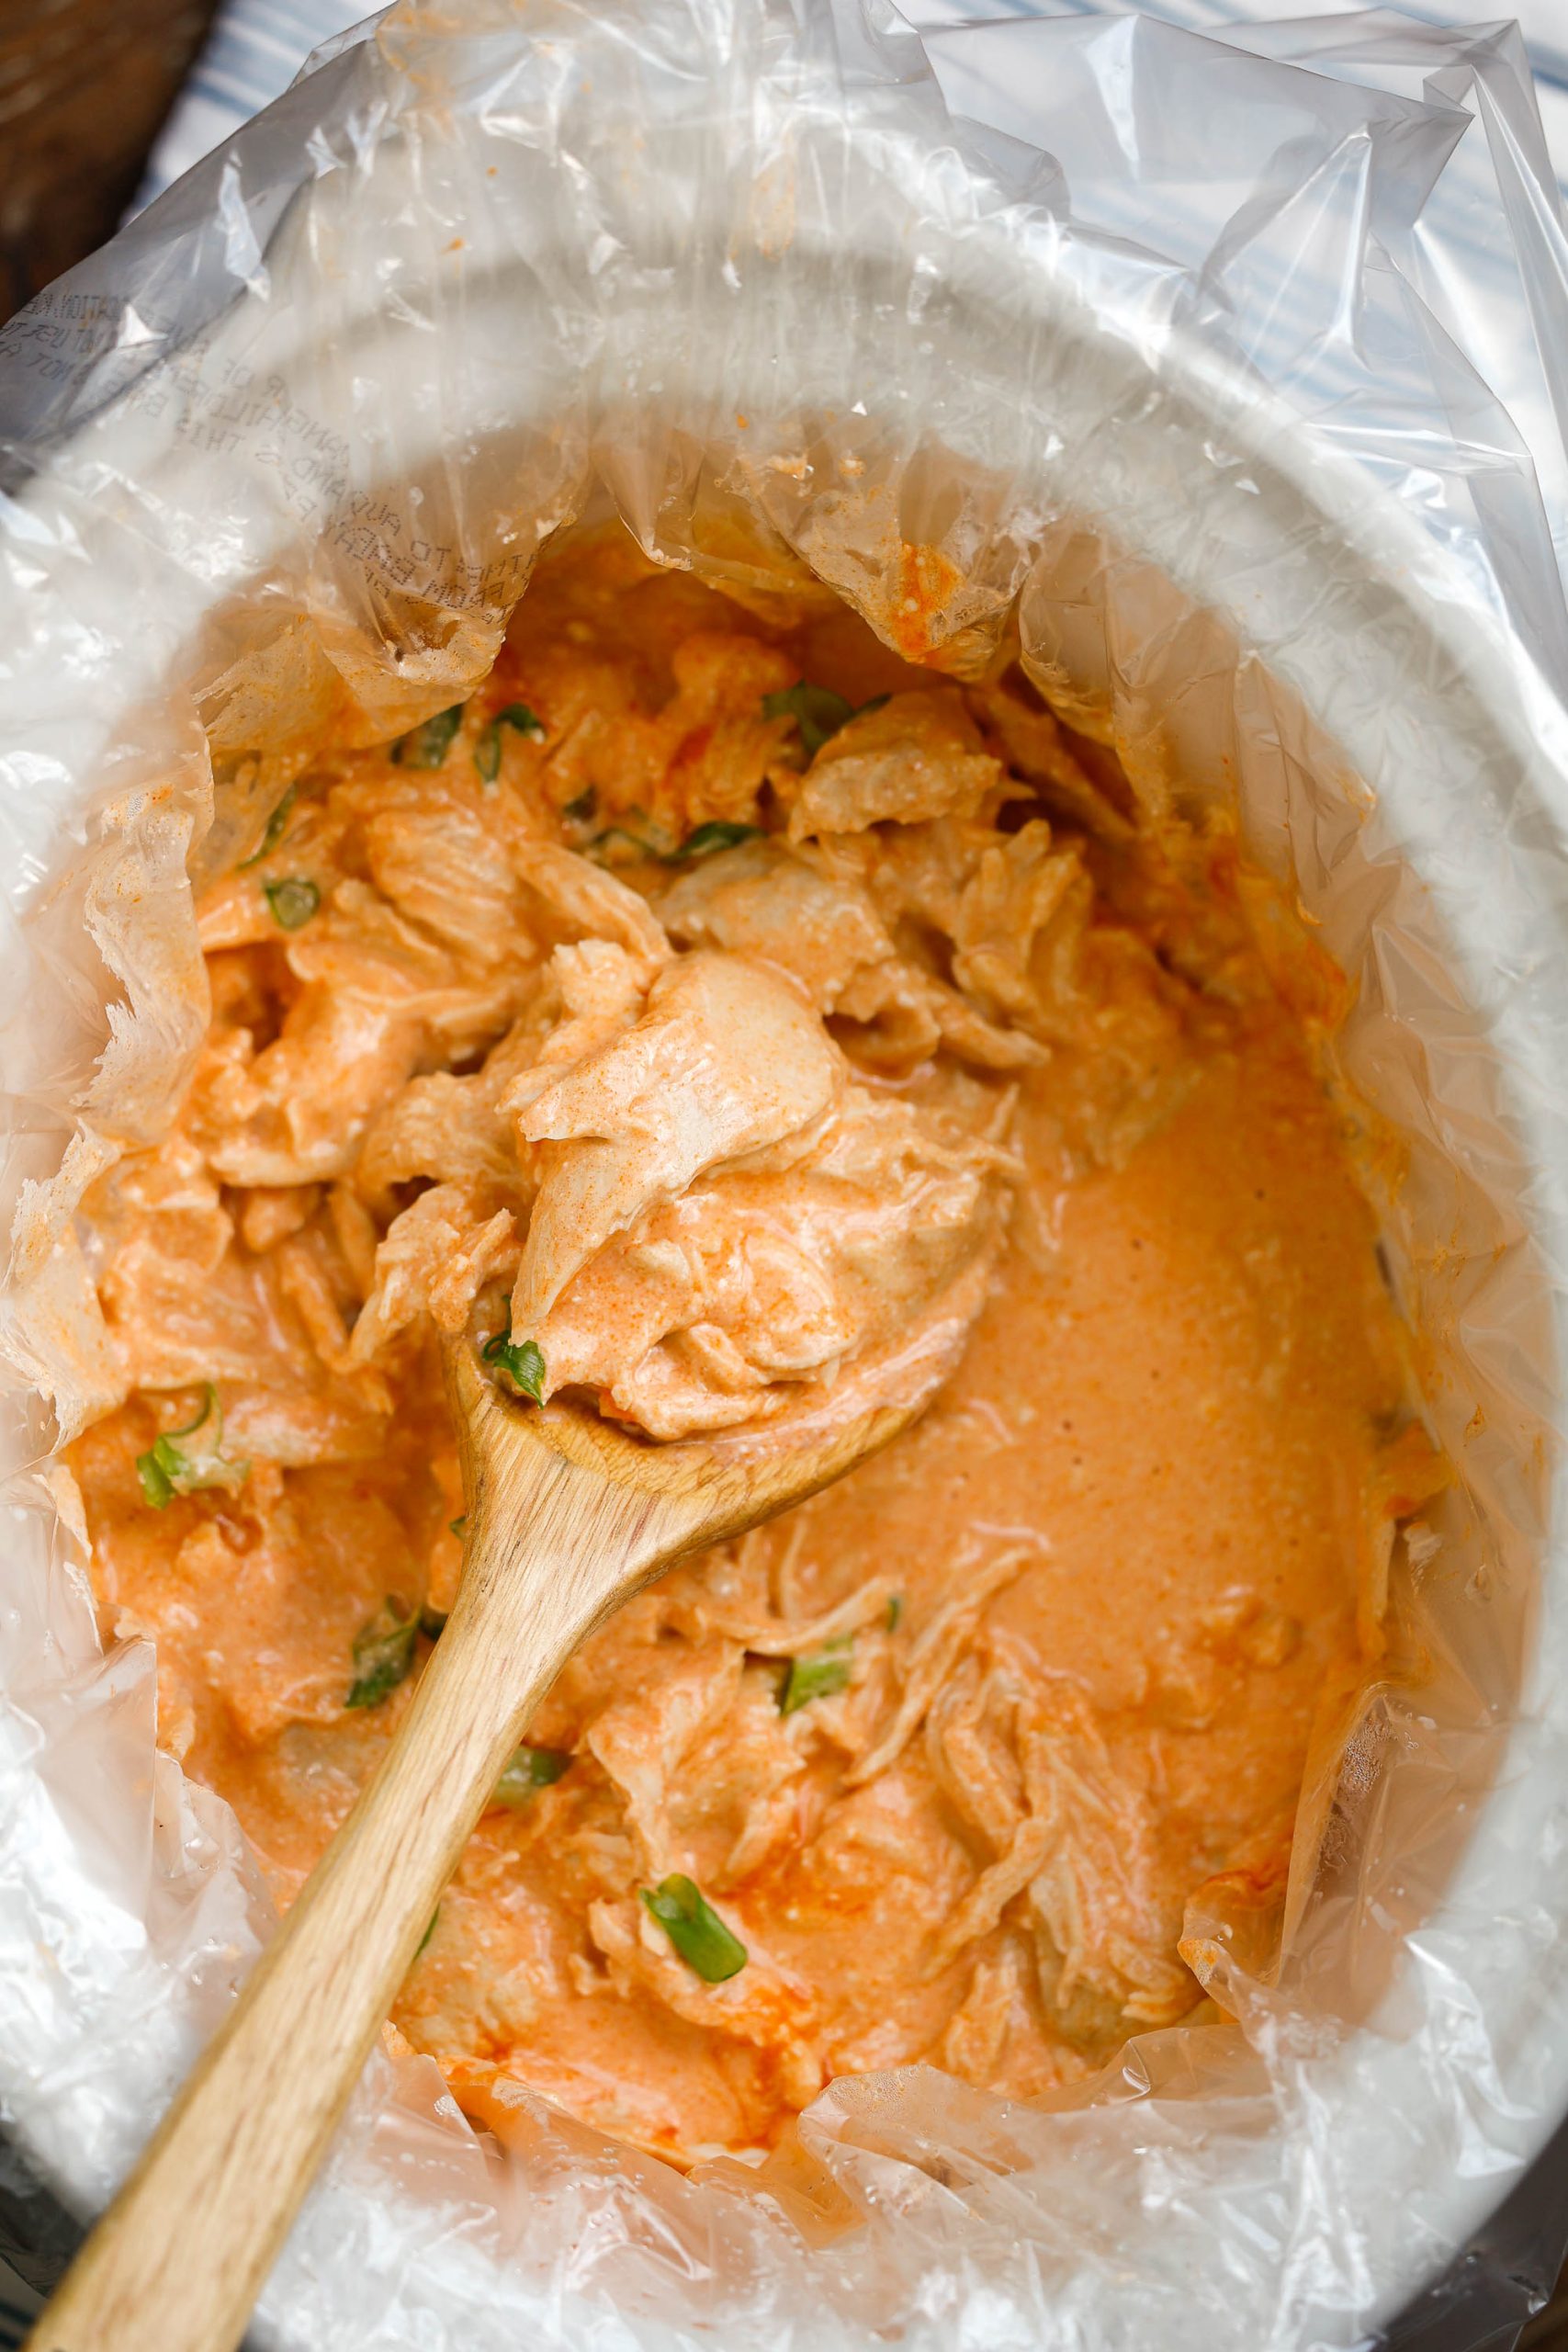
xmin=4 ymin=19 xmax=1568 ymax=2346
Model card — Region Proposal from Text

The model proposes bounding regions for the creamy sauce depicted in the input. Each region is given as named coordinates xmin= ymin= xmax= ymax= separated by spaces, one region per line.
xmin=68 ymin=526 xmax=1434 ymax=2166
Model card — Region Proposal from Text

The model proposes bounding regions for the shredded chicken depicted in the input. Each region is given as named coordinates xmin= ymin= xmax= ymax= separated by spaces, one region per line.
xmin=66 ymin=523 xmax=1434 ymax=2168
xmin=786 ymin=688 xmax=1003 ymax=840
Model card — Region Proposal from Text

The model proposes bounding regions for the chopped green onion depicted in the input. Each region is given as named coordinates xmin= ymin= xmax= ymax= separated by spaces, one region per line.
xmin=392 ymin=704 xmax=466 ymax=768
xmin=135 ymin=1384 xmax=249 ymax=1510
xmin=136 ymin=1452 xmax=174 ymax=1510
xmin=761 ymin=682 xmax=856 ymax=757
xmin=496 ymin=701 xmax=546 ymax=740
xmin=237 ymin=783 xmax=298 ymax=868
xmin=492 ymin=1744 xmax=571 ymax=1807
xmin=585 ymin=824 xmax=668 ymax=865
xmin=264 ymin=876 xmax=319 ymax=931
xmin=640 ymin=1875 xmax=748 ymax=1983
xmin=448 ymin=1515 xmax=468 ymax=1539
xmin=415 ymin=1906 xmax=440 ymax=1958
xmin=761 ymin=683 xmax=894 ymax=758
xmin=473 ymin=702 xmax=547 ymax=784
xmin=780 ymin=1637 xmax=853 ymax=1714
xmin=481 ymin=1329 xmax=547 ymax=1404
xmin=588 ymin=819 xmax=761 ymax=865
xmin=886 ymin=1593 xmax=904 ymax=1633
xmin=345 ymin=1596 xmax=419 ymax=1709
xmin=672 ymin=820 xmax=762 ymax=861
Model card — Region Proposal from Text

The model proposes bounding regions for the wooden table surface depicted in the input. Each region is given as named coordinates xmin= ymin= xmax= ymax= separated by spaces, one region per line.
xmin=2 ymin=6 xmax=1566 ymax=2346
xmin=1 ymin=0 xmax=220 ymax=320
xmin=1528 ymin=2274 xmax=1568 ymax=2342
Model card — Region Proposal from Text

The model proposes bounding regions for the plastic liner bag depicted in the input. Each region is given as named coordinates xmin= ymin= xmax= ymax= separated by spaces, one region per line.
xmin=3 ymin=1 xmax=1568 ymax=2345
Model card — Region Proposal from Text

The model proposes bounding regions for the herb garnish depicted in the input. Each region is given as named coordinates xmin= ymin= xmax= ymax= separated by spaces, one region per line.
xmin=640 ymin=1875 xmax=748 ymax=1983
xmin=586 ymin=818 xmax=761 ymax=866
xmin=237 ymin=783 xmax=299 ymax=869
xmin=673 ymin=820 xmax=761 ymax=860
xmin=448 ymin=1515 xmax=468 ymax=1539
xmin=415 ymin=1906 xmax=440 ymax=1958
xmin=264 ymin=876 xmax=320 ymax=931
xmin=135 ymin=1384 xmax=250 ymax=1510
xmin=761 ymin=683 xmax=889 ymax=757
xmin=345 ymin=1596 xmax=419 ymax=1709
xmin=497 ymin=701 xmax=546 ymax=739
xmin=886 ymin=1594 xmax=904 ymax=1633
xmin=474 ymin=702 xmax=547 ymax=782
xmin=780 ymin=1637 xmax=853 ymax=1714
xmin=585 ymin=823 xmax=672 ymax=866
xmin=761 ymin=682 xmax=853 ymax=754
xmin=393 ymin=704 xmax=466 ymax=769
xmin=481 ymin=1328 xmax=547 ymax=1404
xmin=492 ymin=1744 xmax=571 ymax=1808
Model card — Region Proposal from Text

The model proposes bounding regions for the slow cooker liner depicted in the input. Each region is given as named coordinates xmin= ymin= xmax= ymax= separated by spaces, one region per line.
xmin=2 ymin=5 xmax=1567 ymax=2346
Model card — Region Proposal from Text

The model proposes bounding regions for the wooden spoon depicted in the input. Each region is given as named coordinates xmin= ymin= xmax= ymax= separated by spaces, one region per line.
xmin=29 ymin=1339 xmax=918 ymax=2352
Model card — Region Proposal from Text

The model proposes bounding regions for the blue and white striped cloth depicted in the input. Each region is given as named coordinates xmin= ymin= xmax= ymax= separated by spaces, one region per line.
xmin=137 ymin=0 xmax=370 ymax=206
xmin=136 ymin=0 xmax=1568 ymax=209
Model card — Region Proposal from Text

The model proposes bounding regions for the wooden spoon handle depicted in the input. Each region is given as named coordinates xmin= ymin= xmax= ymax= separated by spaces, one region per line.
xmin=28 ymin=1430 xmax=672 ymax=2352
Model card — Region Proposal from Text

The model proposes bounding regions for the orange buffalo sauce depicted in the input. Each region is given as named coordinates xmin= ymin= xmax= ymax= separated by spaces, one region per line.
xmin=68 ymin=527 xmax=1434 ymax=2165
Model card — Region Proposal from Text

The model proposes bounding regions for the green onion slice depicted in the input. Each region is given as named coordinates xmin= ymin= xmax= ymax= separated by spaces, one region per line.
xmin=672 ymin=820 xmax=762 ymax=861
xmin=761 ymin=683 xmax=892 ymax=758
xmin=237 ymin=783 xmax=299 ymax=869
xmin=587 ymin=818 xmax=760 ymax=865
xmin=492 ymin=1744 xmax=571 ymax=1807
xmin=495 ymin=701 xmax=546 ymax=740
xmin=474 ymin=702 xmax=547 ymax=783
xmin=264 ymin=876 xmax=319 ymax=931
xmin=585 ymin=824 xmax=670 ymax=865
xmin=640 ymin=1875 xmax=748 ymax=1983
xmin=135 ymin=1384 xmax=249 ymax=1510
xmin=780 ymin=1637 xmax=853 ymax=1715
xmin=345 ymin=1596 xmax=419 ymax=1709
xmin=886 ymin=1594 xmax=904 ymax=1632
xmin=392 ymin=704 xmax=466 ymax=769
xmin=415 ymin=1905 xmax=440 ymax=1958
xmin=761 ymin=682 xmax=856 ymax=757
xmin=480 ymin=1329 xmax=547 ymax=1403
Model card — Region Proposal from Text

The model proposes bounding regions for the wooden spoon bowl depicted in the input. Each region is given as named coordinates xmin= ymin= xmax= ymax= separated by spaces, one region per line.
xmin=29 ymin=1340 xmax=920 ymax=2352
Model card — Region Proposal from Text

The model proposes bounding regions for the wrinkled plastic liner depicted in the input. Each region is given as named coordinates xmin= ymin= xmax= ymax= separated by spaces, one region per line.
xmin=3 ymin=3 xmax=1568 ymax=2347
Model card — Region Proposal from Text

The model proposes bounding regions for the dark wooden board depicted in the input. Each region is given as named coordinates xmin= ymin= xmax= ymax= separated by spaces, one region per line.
xmin=0 ymin=0 xmax=221 ymax=323
xmin=1528 ymin=2279 xmax=1568 ymax=2346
